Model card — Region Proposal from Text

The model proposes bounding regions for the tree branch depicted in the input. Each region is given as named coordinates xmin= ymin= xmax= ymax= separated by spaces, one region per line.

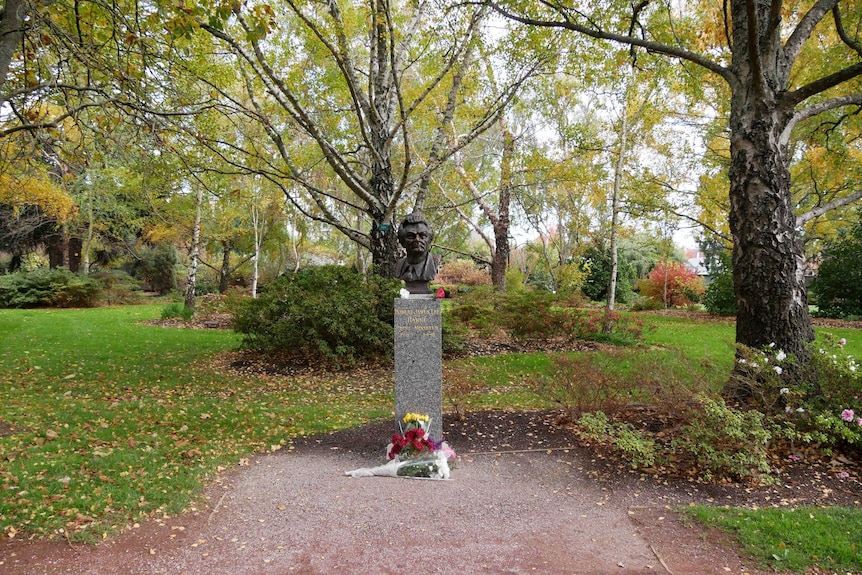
xmin=781 ymin=61 xmax=862 ymax=109
xmin=786 ymin=93 xmax=862 ymax=136
xmin=796 ymin=189 xmax=862 ymax=228
xmin=485 ymin=1 xmax=736 ymax=87
xmin=783 ymin=0 xmax=838 ymax=66
xmin=744 ymin=0 xmax=765 ymax=95
xmin=833 ymin=4 xmax=862 ymax=57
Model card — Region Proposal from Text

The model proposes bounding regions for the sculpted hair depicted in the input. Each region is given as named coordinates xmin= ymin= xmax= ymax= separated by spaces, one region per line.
xmin=397 ymin=212 xmax=434 ymax=242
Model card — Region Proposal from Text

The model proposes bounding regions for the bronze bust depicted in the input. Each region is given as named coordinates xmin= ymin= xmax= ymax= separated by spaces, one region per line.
xmin=395 ymin=212 xmax=438 ymax=294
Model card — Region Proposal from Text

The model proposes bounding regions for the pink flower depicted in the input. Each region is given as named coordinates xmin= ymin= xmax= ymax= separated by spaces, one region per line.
xmin=789 ymin=454 xmax=800 ymax=462
xmin=439 ymin=443 xmax=457 ymax=460
xmin=839 ymin=338 xmax=847 ymax=346
xmin=838 ymin=471 xmax=850 ymax=479
xmin=842 ymin=409 xmax=856 ymax=422
xmin=858 ymin=417 xmax=862 ymax=427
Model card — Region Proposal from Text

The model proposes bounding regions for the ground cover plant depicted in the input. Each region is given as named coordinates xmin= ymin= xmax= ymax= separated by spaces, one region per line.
xmin=0 ymin=302 xmax=860 ymax=573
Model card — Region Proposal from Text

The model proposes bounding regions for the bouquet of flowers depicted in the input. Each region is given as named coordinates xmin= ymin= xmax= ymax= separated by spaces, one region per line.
xmin=345 ymin=413 xmax=456 ymax=480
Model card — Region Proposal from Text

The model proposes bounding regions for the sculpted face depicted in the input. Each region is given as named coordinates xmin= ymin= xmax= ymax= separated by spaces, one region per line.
xmin=400 ymin=222 xmax=431 ymax=258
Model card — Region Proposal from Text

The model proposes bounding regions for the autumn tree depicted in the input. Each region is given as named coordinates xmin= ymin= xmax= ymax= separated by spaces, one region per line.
xmin=167 ymin=1 xmax=538 ymax=278
xmin=637 ymin=258 xmax=705 ymax=308
xmin=491 ymin=0 xmax=862 ymax=385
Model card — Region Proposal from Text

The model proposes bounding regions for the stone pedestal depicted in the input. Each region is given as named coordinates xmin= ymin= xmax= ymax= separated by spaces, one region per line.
xmin=394 ymin=297 xmax=443 ymax=441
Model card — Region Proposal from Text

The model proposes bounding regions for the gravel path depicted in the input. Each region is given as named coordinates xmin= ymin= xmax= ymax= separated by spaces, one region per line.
xmin=1 ymin=412 xmax=836 ymax=575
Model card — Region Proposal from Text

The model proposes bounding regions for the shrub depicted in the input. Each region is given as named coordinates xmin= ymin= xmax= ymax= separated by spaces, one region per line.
xmin=629 ymin=295 xmax=665 ymax=311
xmin=672 ymin=396 xmax=774 ymax=482
xmin=231 ymin=265 xmax=401 ymax=364
xmin=445 ymin=290 xmax=646 ymax=346
xmin=636 ymin=258 xmax=705 ymax=307
xmin=554 ymin=262 xmax=587 ymax=296
xmin=727 ymin=338 xmax=862 ymax=456
xmin=0 ymin=268 xmax=101 ymax=308
xmin=810 ymin=217 xmax=862 ymax=318
xmin=441 ymin=306 xmax=469 ymax=357
xmin=579 ymin=245 xmax=636 ymax=303
xmin=577 ymin=411 xmax=657 ymax=468
xmin=133 ymin=244 xmax=179 ymax=295
xmin=529 ymin=352 xmax=643 ymax=419
xmin=435 ymin=259 xmax=491 ymax=288
xmin=530 ymin=348 xmax=698 ymax=420
xmin=90 ymin=269 xmax=144 ymax=305
xmin=703 ymin=270 xmax=736 ymax=315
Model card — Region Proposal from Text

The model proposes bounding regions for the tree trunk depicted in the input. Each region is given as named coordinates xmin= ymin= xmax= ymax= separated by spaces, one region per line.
xmin=728 ymin=101 xmax=813 ymax=370
xmin=0 ymin=0 xmax=27 ymax=96
xmin=604 ymin=97 xmax=628 ymax=334
xmin=251 ymin=205 xmax=261 ymax=298
xmin=369 ymin=211 xmax=399 ymax=279
xmin=81 ymin=197 xmax=94 ymax=275
xmin=491 ymin=120 xmax=514 ymax=292
xmin=219 ymin=241 xmax=232 ymax=293
xmin=184 ymin=188 xmax=202 ymax=310
xmin=725 ymin=4 xmax=815 ymax=394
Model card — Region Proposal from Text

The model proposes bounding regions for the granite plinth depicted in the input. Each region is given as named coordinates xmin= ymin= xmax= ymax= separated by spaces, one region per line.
xmin=394 ymin=298 xmax=443 ymax=440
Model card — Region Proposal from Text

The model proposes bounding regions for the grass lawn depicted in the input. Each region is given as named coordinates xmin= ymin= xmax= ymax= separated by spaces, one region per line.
xmin=686 ymin=505 xmax=862 ymax=573
xmin=0 ymin=304 xmax=860 ymax=573
xmin=0 ymin=304 xmax=392 ymax=540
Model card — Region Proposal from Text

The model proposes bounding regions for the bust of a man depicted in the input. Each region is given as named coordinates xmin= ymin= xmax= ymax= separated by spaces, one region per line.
xmin=395 ymin=212 xmax=438 ymax=294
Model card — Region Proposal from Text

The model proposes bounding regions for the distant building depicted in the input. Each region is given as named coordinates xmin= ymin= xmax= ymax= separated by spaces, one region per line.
xmin=684 ymin=249 xmax=710 ymax=284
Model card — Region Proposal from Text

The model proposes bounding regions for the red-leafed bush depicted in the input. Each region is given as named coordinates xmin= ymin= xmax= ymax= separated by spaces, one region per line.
xmin=434 ymin=259 xmax=491 ymax=288
xmin=636 ymin=259 xmax=705 ymax=307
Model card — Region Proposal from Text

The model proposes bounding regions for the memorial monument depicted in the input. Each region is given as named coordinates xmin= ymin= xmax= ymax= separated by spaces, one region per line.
xmin=393 ymin=212 xmax=443 ymax=440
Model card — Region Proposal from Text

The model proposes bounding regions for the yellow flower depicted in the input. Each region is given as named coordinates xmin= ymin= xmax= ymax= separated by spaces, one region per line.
xmin=403 ymin=412 xmax=429 ymax=424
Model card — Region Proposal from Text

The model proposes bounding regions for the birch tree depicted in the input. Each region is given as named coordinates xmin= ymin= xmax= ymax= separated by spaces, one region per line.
xmin=491 ymin=0 xmax=862 ymax=383
xmin=169 ymin=0 xmax=538 ymax=277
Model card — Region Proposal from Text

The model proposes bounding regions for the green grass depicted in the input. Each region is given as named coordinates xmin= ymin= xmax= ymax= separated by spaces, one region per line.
xmin=1 ymin=304 xmax=860 ymax=572
xmin=0 ymin=305 xmax=392 ymax=541
xmin=686 ymin=506 xmax=862 ymax=573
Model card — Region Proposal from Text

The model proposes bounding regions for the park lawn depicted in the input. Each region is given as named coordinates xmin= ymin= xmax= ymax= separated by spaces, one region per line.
xmin=686 ymin=506 xmax=862 ymax=573
xmin=0 ymin=305 xmax=392 ymax=541
xmin=0 ymin=304 xmax=860 ymax=572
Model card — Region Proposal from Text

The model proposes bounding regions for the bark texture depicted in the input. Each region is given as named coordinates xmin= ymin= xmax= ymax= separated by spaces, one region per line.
xmin=727 ymin=0 xmax=814 ymax=381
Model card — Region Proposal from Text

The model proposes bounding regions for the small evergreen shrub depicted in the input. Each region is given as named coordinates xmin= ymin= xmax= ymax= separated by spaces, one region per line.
xmin=232 ymin=265 xmax=401 ymax=364
xmin=0 ymin=268 xmax=101 ymax=308
xmin=703 ymin=270 xmax=736 ymax=315
xmin=133 ymin=244 xmax=179 ymax=295
xmin=90 ymin=269 xmax=144 ymax=305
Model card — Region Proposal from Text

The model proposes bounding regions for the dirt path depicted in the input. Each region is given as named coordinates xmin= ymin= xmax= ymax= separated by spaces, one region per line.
xmin=2 ymin=412 xmax=851 ymax=575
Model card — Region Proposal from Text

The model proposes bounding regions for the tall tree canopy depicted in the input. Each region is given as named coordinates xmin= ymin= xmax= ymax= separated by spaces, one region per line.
xmin=166 ymin=0 xmax=541 ymax=277
xmin=490 ymin=0 xmax=862 ymax=383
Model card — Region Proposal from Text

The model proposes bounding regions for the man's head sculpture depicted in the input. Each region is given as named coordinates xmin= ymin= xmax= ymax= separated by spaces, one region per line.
xmin=395 ymin=212 xmax=438 ymax=294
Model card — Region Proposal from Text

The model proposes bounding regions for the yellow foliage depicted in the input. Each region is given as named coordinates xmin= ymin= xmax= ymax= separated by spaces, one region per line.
xmin=144 ymin=222 xmax=186 ymax=244
xmin=0 ymin=173 xmax=76 ymax=221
